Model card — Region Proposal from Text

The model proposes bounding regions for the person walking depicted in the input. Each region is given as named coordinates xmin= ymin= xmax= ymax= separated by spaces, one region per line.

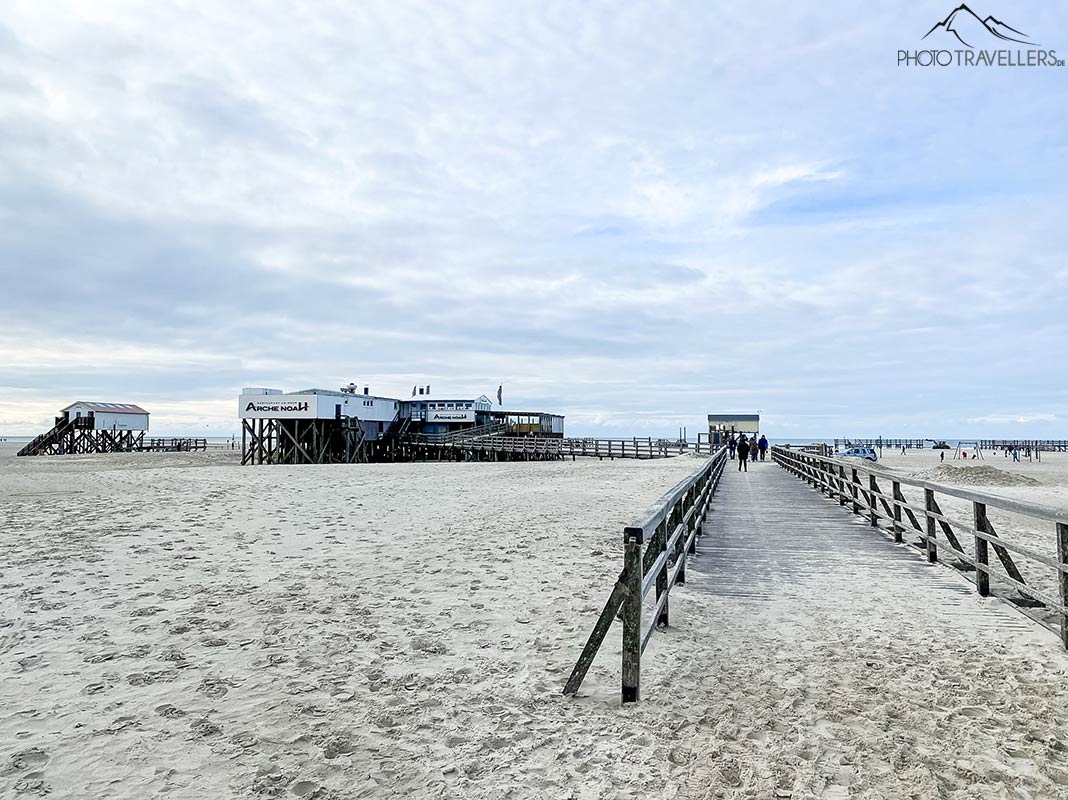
xmin=736 ymin=435 xmax=750 ymax=471
xmin=751 ymin=438 xmax=759 ymax=462
xmin=758 ymin=434 xmax=768 ymax=461
xmin=728 ymin=435 xmax=737 ymax=460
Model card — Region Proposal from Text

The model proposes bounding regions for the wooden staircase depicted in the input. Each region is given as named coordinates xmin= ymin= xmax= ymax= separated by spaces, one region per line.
xmin=17 ymin=415 xmax=83 ymax=456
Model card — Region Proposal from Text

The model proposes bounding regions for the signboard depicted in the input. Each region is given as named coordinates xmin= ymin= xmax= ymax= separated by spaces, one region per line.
xmin=240 ymin=394 xmax=317 ymax=419
xmin=427 ymin=409 xmax=476 ymax=423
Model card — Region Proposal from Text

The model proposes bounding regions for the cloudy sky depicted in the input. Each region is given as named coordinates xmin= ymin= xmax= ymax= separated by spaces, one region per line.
xmin=2 ymin=1 xmax=1067 ymax=438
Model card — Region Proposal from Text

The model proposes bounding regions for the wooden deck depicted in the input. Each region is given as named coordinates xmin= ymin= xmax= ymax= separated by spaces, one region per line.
xmin=686 ymin=459 xmax=1037 ymax=635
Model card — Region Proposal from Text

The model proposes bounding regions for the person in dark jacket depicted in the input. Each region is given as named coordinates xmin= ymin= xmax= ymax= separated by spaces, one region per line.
xmin=758 ymin=435 xmax=768 ymax=461
xmin=728 ymin=435 xmax=737 ymax=460
xmin=736 ymin=435 xmax=750 ymax=471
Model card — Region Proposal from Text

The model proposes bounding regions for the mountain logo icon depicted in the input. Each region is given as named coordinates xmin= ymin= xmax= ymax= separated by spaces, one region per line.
xmin=923 ymin=4 xmax=1036 ymax=48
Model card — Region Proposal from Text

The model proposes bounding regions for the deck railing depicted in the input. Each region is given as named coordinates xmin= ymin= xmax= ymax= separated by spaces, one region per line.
xmin=563 ymin=446 xmax=728 ymax=702
xmin=420 ymin=433 xmax=693 ymax=460
xmin=413 ymin=422 xmax=506 ymax=444
xmin=771 ymin=446 xmax=1068 ymax=647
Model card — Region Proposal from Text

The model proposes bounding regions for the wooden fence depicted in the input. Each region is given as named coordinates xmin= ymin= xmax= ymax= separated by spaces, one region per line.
xmin=143 ymin=438 xmax=208 ymax=452
xmin=419 ymin=433 xmax=698 ymax=460
xmin=771 ymin=446 xmax=1068 ymax=647
xmin=835 ymin=438 xmax=926 ymax=451
xmin=563 ymin=446 xmax=729 ymax=702
xmin=980 ymin=440 xmax=1068 ymax=453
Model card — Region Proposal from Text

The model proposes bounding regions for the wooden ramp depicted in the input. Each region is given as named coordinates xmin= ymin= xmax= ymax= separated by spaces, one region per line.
xmin=685 ymin=459 xmax=1036 ymax=634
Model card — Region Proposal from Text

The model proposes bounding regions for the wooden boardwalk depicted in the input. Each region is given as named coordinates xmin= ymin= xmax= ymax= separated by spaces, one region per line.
xmin=647 ymin=459 xmax=1068 ymax=799
xmin=686 ymin=459 xmax=1036 ymax=635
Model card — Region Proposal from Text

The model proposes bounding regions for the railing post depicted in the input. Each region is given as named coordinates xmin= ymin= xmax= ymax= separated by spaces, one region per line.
xmin=868 ymin=475 xmax=878 ymax=526
xmin=676 ymin=492 xmax=688 ymax=585
xmin=689 ymin=480 xmax=700 ymax=555
xmin=892 ymin=481 xmax=903 ymax=543
xmin=924 ymin=488 xmax=938 ymax=562
xmin=656 ymin=514 xmax=671 ymax=628
xmin=851 ymin=469 xmax=860 ymax=514
xmin=838 ymin=465 xmax=847 ymax=506
xmin=679 ymin=482 xmax=696 ymax=576
xmin=974 ymin=501 xmax=990 ymax=597
xmin=621 ymin=527 xmax=643 ymax=703
xmin=1057 ymin=522 xmax=1068 ymax=650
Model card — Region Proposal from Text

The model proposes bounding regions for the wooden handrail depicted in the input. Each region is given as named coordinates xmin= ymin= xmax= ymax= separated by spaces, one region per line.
xmin=414 ymin=432 xmax=693 ymax=460
xmin=562 ymin=446 xmax=728 ymax=702
xmin=771 ymin=446 xmax=1068 ymax=648
xmin=772 ymin=447 xmax=1068 ymax=525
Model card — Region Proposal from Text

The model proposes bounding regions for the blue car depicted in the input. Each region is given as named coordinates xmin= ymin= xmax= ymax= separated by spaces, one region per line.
xmin=837 ymin=446 xmax=878 ymax=462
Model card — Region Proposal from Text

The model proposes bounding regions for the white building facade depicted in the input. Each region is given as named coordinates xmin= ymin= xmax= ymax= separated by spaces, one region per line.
xmin=61 ymin=402 xmax=150 ymax=432
xmin=239 ymin=387 xmax=400 ymax=439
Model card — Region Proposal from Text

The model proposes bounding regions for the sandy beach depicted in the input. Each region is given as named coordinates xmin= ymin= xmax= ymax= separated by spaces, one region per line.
xmin=1 ymin=447 xmax=704 ymax=799
xmin=4 ymin=446 xmax=1068 ymax=799
xmin=874 ymin=450 xmax=1068 ymax=634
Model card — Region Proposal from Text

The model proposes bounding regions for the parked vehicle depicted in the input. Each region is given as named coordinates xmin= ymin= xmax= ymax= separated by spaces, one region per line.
xmin=837 ymin=446 xmax=878 ymax=462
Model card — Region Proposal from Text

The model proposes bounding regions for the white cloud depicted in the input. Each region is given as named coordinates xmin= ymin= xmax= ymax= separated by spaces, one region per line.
xmin=1 ymin=1 xmax=1066 ymax=437
xmin=966 ymin=414 xmax=1058 ymax=425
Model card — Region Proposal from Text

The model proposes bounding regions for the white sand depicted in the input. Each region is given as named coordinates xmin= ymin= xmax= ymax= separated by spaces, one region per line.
xmin=0 ymin=447 xmax=702 ymax=798
xmin=4 ymin=446 xmax=1068 ymax=799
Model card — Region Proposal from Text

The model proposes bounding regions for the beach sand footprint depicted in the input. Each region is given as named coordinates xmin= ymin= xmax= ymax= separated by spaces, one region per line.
xmin=229 ymin=731 xmax=258 ymax=749
xmin=188 ymin=717 xmax=223 ymax=738
xmin=289 ymin=779 xmax=320 ymax=797
xmin=2 ymin=748 xmax=50 ymax=775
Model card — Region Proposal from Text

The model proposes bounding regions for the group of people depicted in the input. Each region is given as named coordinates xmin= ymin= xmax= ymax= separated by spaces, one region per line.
xmin=727 ymin=433 xmax=768 ymax=472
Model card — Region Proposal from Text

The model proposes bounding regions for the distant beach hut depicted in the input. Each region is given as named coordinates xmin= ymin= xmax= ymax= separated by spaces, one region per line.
xmin=707 ymin=414 xmax=760 ymax=445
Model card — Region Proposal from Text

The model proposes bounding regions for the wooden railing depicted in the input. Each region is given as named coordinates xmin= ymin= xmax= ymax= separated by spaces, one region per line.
xmin=563 ymin=446 xmax=729 ymax=702
xmin=980 ymin=440 xmax=1068 ymax=453
xmin=561 ymin=437 xmax=687 ymax=459
xmin=771 ymin=446 xmax=1068 ymax=647
xmin=413 ymin=422 xmax=505 ymax=444
xmin=835 ymin=438 xmax=926 ymax=451
xmin=143 ymin=438 xmax=208 ymax=452
xmin=419 ymin=433 xmax=693 ymax=460
xmin=411 ymin=429 xmax=730 ymax=461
